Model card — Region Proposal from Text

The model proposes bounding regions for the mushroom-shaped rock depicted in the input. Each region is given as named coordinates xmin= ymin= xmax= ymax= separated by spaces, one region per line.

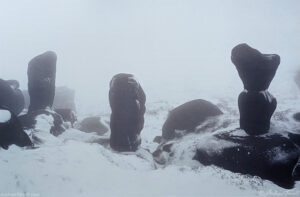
xmin=231 ymin=44 xmax=280 ymax=135
xmin=231 ymin=43 xmax=280 ymax=91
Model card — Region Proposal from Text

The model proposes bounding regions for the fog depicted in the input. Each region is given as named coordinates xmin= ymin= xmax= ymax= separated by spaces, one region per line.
xmin=1 ymin=0 xmax=300 ymax=114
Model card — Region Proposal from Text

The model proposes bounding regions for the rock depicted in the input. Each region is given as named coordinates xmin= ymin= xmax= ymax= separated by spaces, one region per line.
xmin=232 ymin=44 xmax=280 ymax=135
xmin=193 ymin=130 xmax=300 ymax=189
xmin=162 ymin=99 xmax=222 ymax=140
xmin=293 ymin=112 xmax=300 ymax=122
xmin=27 ymin=51 xmax=57 ymax=112
xmin=292 ymin=157 xmax=300 ymax=180
xmin=153 ymin=128 xmax=300 ymax=189
xmin=153 ymin=136 xmax=163 ymax=144
xmin=54 ymin=108 xmax=77 ymax=127
xmin=19 ymin=109 xmax=66 ymax=137
xmin=109 ymin=73 xmax=146 ymax=152
xmin=231 ymin=43 xmax=280 ymax=91
xmin=0 ymin=107 xmax=32 ymax=149
xmin=0 ymin=79 xmax=25 ymax=115
xmin=238 ymin=90 xmax=277 ymax=135
xmin=78 ymin=116 xmax=108 ymax=135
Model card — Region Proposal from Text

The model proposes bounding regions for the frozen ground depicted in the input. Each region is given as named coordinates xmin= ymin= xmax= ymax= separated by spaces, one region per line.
xmin=1 ymin=95 xmax=300 ymax=197
xmin=1 ymin=70 xmax=300 ymax=197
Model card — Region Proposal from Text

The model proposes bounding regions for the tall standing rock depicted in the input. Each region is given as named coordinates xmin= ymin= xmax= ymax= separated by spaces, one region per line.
xmin=109 ymin=73 xmax=146 ymax=152
xmin=231 ymin=44 xmax=280 ymax=135
xmin=28 ymin=51 xmax=57 ymax=112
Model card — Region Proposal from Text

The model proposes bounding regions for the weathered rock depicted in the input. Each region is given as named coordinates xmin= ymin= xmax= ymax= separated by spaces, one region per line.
xmin=162 ymin=99 xmax=222 ymax=140
xmin=19 ymin=109 xmax=66 ymax=137
xmin=238 ymin=90 xmax=277 ymax=135
xmin=109 ymin=73 xmax=146 ymax=152
xmin=0 ymin=107 xmax=32 ymax=149
xmin=0 ymin=79 xmax=25 ymax=115
xmin=194 ymin=130 xmax=300 ymax=189
xmin=232 ymin=44 xmax=280 ymax=135
xmin=292 ymin=157 xmax=300 ymax=180
xmin=54 ymin=108 xmax=77 ymax=127
xmin=231 ymin=43 xmax=280 ymax=91
xmin=293 ymin=112 xmax=300 ymax=122
xmin=28 ymin=51 xmax=57 ymax=112
xmin=78 ymin=116 xmax=108 ymax=135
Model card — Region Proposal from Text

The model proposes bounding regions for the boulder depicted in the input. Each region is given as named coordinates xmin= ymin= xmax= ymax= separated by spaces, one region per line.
xmin=162 ymin=99 xmax=222 ymax=140
xmin=78 ymin=116 xmax=108 ymax=135
xmin=0 ymin=107 xmax=32 ymax=149
xmin=19 ymin=109 xmax=66 ymax=137
xmin=193 ymin=130 xmax=300 ymax=189
xmin=0 ymin=79 xmax=25 ymax=115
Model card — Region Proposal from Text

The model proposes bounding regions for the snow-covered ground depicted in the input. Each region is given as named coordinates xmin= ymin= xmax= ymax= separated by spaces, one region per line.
xmin=1 ymin=91 xmax=300 ymax=197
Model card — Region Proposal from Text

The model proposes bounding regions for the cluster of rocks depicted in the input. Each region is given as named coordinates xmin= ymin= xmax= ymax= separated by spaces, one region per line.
xmin=152 ymin=44 xmax=300 ymax=189
xmin=0 ymin=51 xmax=78 ymax=148
xmin=1 ymin=43 xmax=300 ymax=189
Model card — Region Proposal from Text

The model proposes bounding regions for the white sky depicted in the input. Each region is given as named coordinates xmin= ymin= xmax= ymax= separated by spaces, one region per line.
xmin=0 ymin=0 xmax=300 ymax=113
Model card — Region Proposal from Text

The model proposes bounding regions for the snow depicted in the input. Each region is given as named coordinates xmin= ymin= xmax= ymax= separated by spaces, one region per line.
xmin=1 ymin=73 xmax=300 ymax=196
xmin=0 ymin=109 xmax=11 ymax=123
xmin=1 ymin=98 xmax=300 ymax=197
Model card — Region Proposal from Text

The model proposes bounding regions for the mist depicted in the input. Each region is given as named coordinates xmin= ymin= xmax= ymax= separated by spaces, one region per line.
xmin=1 ymin=0 xmax=300 ymax=114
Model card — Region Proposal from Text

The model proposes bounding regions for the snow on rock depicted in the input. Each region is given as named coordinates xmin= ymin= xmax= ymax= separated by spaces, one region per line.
xmin=0 ymin=100 xmax=300 ymax=196
xmin=0 ymin=109 xmax=11 ymax=123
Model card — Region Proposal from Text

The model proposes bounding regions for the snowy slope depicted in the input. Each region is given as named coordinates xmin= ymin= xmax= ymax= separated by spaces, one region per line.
xmin=1 ymin=96 xmax=300 ymax=197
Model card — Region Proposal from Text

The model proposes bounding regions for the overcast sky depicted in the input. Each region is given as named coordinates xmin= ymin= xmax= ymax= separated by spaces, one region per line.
xmin=0 ymin=0 xmax=300 ymax=113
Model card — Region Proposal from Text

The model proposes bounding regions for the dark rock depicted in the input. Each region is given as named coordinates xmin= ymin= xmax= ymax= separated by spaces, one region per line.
xmin=292 ymin=157 xmax=300 ymax=180
xmin=238 ymin=90 xmax=277 ymax=135
xmin=78 ymin=116 xmax=108 ymax=135
xmin=19 ymin=109 xmax=66 ymax=137
xmin=28 ymin=51 xmax=57 ymax=112
xmin=162 ymin=99 xmax=222 ymax=140
xmin=293 ymin=112 xmax=300 ymax=122
xmin=153 ymin=136 xmax=163 ymax=144
xmin=0 ymin=79 xmax=25 ymax=115
xmin=109 ymin=73 xmax=146 ymax=152
xmin=232 ymin=44 xmax=280 ymax=135
xmin=194 ymin=130 xmax=300 ymax=189
xmin=0 ymin=107 xmax=32 ymax=149
xmin=55 ymin=108 xmax=77 ymax=127
xmin=231 ymin=43 xmax=280 ymax=91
